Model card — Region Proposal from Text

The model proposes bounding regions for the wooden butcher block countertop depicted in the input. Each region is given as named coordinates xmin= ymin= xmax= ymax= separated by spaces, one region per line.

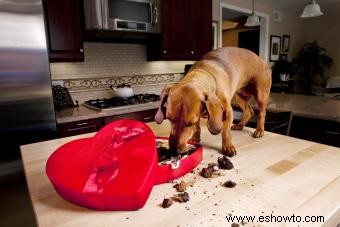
xmin=20 ymin=121 xmax=340 ymax=227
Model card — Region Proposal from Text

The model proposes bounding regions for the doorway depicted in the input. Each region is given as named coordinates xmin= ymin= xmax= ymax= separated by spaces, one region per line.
xmin=219 ymin=2 xmax=269 ymax=61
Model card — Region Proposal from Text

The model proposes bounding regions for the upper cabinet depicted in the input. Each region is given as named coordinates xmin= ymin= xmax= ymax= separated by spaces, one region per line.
xmin=43 ymin=0 xmax=84 ymax=62
xmin=147 ymin=0 xmax=212 ymax=60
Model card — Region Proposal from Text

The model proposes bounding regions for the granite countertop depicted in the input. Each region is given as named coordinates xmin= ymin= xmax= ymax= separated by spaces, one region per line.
xmin=56 ymin=93 xmax=340 ymax=124
xmin=252 ymin=93 xmax=340 ymax=122
xmin=55 ymin=101 xmax=160 ymax=124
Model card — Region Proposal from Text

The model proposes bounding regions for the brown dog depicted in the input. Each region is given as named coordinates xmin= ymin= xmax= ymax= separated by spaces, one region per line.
xmin=155 ymin=47 xmax=271 ymax=156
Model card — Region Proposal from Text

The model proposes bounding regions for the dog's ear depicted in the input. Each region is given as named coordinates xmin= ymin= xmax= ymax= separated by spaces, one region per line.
xmin=202 ymin=93 xmax=223 ymax=135
xmin=155 ymin=85 xmax=172 ymax=124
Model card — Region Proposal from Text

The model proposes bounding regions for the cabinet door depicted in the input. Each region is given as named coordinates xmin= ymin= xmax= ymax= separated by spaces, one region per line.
xmin=57 ymin=118 xmax=102 ymax=138
xmin=289 ymin=116 xmax=340 ymax=147
xmin=189 ymin=0 xmax=212 ymax=59
xmin=103 ymin=109 xmax=158 ymax=125
xmin=44 ymin=0 xmax=84 ymax=62
xmin=161 ymin=0 xmax=190 ymax=60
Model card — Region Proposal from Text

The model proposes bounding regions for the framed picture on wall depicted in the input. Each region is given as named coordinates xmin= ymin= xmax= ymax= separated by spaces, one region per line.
xmin=270 ymin=35 xmax=281 ymax=61
xmin=212 ymin=21 xmax=218 ymax=49
xmin=282 ymin=35 xmax=290 ymax=53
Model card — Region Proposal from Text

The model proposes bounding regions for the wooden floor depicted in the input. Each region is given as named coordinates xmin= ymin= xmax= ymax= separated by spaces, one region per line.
xmin=0 ymin=166 xmax=36 ymax=227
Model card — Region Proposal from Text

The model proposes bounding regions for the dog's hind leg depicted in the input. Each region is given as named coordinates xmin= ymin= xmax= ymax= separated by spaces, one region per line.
xmin=231 ymin=92 xmax=254 ymax=130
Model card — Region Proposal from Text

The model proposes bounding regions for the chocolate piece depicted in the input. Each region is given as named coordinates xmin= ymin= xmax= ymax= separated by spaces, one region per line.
xmin=162 ymin=198 xmax=173 ymax=208
xmin=223 ymin=180 xmax=237 ymax=188
xmin=200 ymin=167 xmax=213 ymax=178
xmin=218 ymin=156 xmax=234 ymax=170
xmin=231 ymin=223 xmax=239 ymax=227
xmin=171 ymin=192 xmax=190 ymax=203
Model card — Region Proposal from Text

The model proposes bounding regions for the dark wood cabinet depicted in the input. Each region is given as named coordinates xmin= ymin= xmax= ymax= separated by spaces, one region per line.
xmin=57 ymin=118 xmax=102 ymax=138
xmin=289 ymin=116 xmax=340 ymax=147
xmin=57 ymin=109 xmax=158 ymax=137
xmin=103 ymin=109 xmax=158 ymax=125
xmin=43 ymin=0 xmax=84 ymax=62
xmin=147 ymin=0 xmax=212 ymax=60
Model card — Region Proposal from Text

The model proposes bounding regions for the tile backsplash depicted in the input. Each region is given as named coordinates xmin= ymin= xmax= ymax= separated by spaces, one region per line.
xmin=50 ymin=42 xmax=192 ymax=103
xmin=50 ymin=42 xmax=194 ymax=80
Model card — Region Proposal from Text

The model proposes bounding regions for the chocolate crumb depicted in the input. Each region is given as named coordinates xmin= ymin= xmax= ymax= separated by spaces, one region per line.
xmin=223 ymin=180 xmax=237 ymax=188
xmin=218 ymin=156 xmax=234 ymax=170
xmin=171 ymin=192 xmax=190 ymax=203
xmin=241 ymin=221 xmax=247 ymax=225
xmin=162 ymin=198 xmax=173 ymax=208
xmin=173 ymin=181 xmax=187 ymax=192
xmin=231 ymin=223 xmax=239 ymax=227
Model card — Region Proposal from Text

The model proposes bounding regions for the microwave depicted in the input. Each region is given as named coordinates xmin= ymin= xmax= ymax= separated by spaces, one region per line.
xmin=84 ymin=0 xmax=161 ymax=34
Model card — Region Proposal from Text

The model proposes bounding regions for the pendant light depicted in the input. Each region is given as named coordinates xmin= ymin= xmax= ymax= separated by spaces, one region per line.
xmin=300 ymin=0 xmax=323 ymax=18
xmin=245 ymin=0 xmax=260 ymax=27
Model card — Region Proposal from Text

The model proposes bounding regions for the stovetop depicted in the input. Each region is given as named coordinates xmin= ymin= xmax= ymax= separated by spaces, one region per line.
xmin=83 ymin=94 xmax=160 ymax=111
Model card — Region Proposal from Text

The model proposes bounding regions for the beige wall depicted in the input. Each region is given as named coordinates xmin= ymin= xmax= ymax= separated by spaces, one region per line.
xmin=300 ymin=3 xmax=340 ymax=78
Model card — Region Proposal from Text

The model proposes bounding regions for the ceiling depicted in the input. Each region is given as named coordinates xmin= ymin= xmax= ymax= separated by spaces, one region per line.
xmin=222 ymin=8 xmax=248 ymax=22
xmin=260 ymin=0 xmax=340 ymax=12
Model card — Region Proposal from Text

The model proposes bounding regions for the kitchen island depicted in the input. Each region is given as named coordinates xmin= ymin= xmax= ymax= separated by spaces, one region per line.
xmin=20 ymin=121 xmax=340 ymax=227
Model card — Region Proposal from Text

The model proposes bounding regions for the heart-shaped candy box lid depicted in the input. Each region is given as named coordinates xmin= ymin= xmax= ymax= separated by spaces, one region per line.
xmin=46 ymin=119 xmax=157 ymax=210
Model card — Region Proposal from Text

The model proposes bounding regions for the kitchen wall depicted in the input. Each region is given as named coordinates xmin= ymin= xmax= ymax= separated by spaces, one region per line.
xmin=213 ymin=0 xmax=339 ymax=78
xmin=213 ymin=0 xmax=305 ymax=61
xmin=301 ymin=3 xmax=340 ymax=78
xmin=50 ymin=42 xmax=194 ymax=103
xmin=50 ymin=42 xmax=193 ymax=79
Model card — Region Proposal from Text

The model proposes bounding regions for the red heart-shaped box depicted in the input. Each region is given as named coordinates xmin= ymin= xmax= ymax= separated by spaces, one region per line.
xmin=46 ymin=119 xmax=202 ymax=210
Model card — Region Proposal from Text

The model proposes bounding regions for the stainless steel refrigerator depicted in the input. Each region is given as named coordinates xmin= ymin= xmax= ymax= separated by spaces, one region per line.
xmin=0 ymin=0 xmax=57 ymax=163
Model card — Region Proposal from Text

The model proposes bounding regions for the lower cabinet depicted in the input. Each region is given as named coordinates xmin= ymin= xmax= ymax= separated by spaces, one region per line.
xmin=289 ymin=116 xmax=340 ymax=147
xmin=57 ymin=118 xmax=102 ymax=138
xmin=233 ymin=108 xmax=293 ymax=136
xmin=57 ymin=109 xmax=158 ymax=137
xmin=103 ymin=109 xmax=157 ymax=125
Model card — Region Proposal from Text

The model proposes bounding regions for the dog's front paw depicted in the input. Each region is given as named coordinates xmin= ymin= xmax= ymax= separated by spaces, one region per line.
xmin=231 ymin=124 xmax=244 ymax=130
xmin=253 ymin=129 xmax=264 ymax=138
xmin=222 ymin=144 xmax=237 ymax=157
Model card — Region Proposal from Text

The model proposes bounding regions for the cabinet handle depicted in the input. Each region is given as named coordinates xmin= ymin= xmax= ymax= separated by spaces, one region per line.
xmin=163 ymin=50 xmax=167 ymax=54
xmin=76 ymin=122 xmax=88 ymax=126
xmin=324 ymin=130 xmax=339 ymax=135
xmin=80 ymin=48 xmax=84 ymax=53
xmin=190 ymin=50 xmax=194 ymax=55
